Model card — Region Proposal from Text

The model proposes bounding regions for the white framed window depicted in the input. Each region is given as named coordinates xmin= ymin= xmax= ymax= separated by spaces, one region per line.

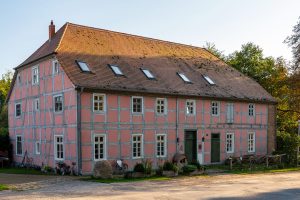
xmin=132 ymin=96 xmax=143 ymax=114
xmin=35 ymin=141 xmax=41 ymax=155
xmin=32 ymin=66 xmax=39 ymax=85
xmin=226 ymin=133 xmax=234 ymax=153
xmin=17 ymin=74 xmax=21 ymax=86
xmin=34 ymin=98 xmax=40 ymax=111
xmin=156 ymin=98 xmax=167 ymax=115
xmin=156 ymin=134 xmax=167 ymax=157
xmin=226 ymin=103 xmax=234 ymax=123
xmin=186 ymin=99 xmax=196 ymax=115
xmin=109 ymin=65 xmax=123 ymax=76
xmin=76 ymin=60 xmax=91 ymax=72
xmin=15 ymin=103 xmax=21 ymax=118
xmin=248 ymin=132 xmax=255 ymax=153
xmin=248 ymin=103 xmax=255 ymax=116
xmin=132 ymin=134 xmax=143 ymax=159
xmin=141 ymin=68 xmax=155 ymax=79
xmin=177 ymin=72 xmax=191 ymax=83
xmin=93 ymin=93 xmax=106 ymax=112
xmin=211 ymin=101 xmax=220 ymax=116
xmin=94 ymin=134 xmax=106 ymax=161
xmin=54 ymin=135 xmax=64 ymax=160
xmin=54 ymin=95 xmax=63 ymax=112
xmin=53 ymin=60 xmax=59 ymax=75
xmin=203 ymin=75 xmax=215 ymax=85
xmin=16 ymin=135 xmax=23 ymax=155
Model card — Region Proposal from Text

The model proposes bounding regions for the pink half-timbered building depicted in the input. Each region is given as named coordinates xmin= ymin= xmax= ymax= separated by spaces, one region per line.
xmin=7 ymin=21 xmax=276 ymax=174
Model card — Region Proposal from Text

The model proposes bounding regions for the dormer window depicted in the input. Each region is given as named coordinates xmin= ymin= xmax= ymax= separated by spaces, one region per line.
xmin=109 ymin=65 xmax=124 ymax=76
xmin=141 ymin=68 xmax=155 ymax=79
xmin=177 ymin=72 xmax=191 ymax=83
xmin=203 ymin=75 xmax=215 ymax=85
xmin=76 ymin=60 xmax=90 ymax=72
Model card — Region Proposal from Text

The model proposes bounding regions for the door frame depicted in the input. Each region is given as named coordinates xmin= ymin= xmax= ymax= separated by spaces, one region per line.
xmin=210 ymin=133 xmax=221 ymax=163
xmin=184 ymin=129 xmax=198 ymax=163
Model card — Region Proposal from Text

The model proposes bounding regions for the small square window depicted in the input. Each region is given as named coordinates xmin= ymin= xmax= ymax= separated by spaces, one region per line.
xmin=93 ymin=94 xmax=106 ymax=112
xmin=53 ymin=60 xmax=59 ymax=75
xmin=141 ymin=68 xmax=155 ymax=79
xmin=15 ymin=103 xmax=21 ymax=117
xmin=177 ymin=72 xmax=191 ymax=83
xmin=54 ymin=95 xmax=63 ymax=112
xmin=203 ymin=75 xmax=215 ymax=85
xmin=132 ymin=97 xmax=143 ymax=114
xmin=109 ymin=65 xmax=123 ymax=76
xmin=156 ymin=98 xmax=167 ymax=115
xmin=76 ymin=60 xmax=91 ymax=72
xmin=186 ymin=100 xmax=196 ymax=115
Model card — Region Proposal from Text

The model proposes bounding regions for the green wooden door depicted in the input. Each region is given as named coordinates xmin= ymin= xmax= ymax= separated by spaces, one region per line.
xmin=211 ymin=133 xmax=220 ymax=163
xmin=185 ymin=131 xmax=197 ymax=163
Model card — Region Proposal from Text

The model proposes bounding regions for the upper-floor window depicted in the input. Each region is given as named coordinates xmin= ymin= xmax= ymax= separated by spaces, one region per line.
xmin=156 ymin=98 xmax=167 ymax=115
xmin=54 ymin=135 xmax=64 ymax=160
xmin=93 ymin=93 xmax=106 ymax=112
xmin=17 ymin=74 xmax=21 ymax=86
xmin=53 ymin=60 xmax=59 ymax=75
xmin=34 ymin=98 xmax=40 ymax=111
xmin=32 ymin=66 xmax=39 ymax=85
xmin=226 ymin=103 xmax=234 ymax=123
xmin=226 ymin=133 xmax=234 ymax=153
xmin=248 ymin=103 xmax=255 ymax=116
xmin=186 ymin=100 xmax=196 ymax=115
xmin=248 ymin=132 xmax=255 ymax=152
xmin=16 ymin=135 xmax=23 ymax=155
xmin=54 ymin=95 xmax=63 ymax=112
xmin=132 ymin=96 xmax=143 ymax=114
xmin=211 ymin=101 xmax=220 ymax=116
xmin=15 ymin=103 xmax=21 ymax=118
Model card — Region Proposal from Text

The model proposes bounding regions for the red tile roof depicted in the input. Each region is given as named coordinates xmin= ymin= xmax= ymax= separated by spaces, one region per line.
xmin=11 ymin=22 xmax=277 ymax=103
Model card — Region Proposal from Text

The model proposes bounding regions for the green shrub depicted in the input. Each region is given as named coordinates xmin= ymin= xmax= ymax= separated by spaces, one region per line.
xmin=142 ymin=159 xmax=152 ymax=174
xmin=133 ymin=163 xmax=145 ymax=173
xmin=182 ymin=165 xmax=197 ymax=174
xmin=163 ymin=161 xmax=178 ymax=172
xmin=276 ymin=131 xmax=300 ymax=165
xmin=190 ymin=161 xmax=202 ymax=170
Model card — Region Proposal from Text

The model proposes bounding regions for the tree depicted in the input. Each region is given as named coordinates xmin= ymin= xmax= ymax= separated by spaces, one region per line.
xmin=284 ymin=16 xmax=300 ymax=71
xmin=203 ymin=42 xmax=226 ymax=61
xmin=0 ymin=71 xmax=12 ymax=109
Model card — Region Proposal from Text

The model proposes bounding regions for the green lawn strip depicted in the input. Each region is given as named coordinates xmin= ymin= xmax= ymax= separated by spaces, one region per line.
xmin=0 ymin=184 xmax=9 ymax=191
xmin=83 ymin=176 xmax=171 ymax=183
xmin=0 ymin=167 xmax=44 ymax=175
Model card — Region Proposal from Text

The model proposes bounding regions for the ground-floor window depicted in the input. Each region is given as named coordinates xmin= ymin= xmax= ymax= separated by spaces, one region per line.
xmin=94 ymin=134 xmax=106 ymax=160
xmin=16 ymin=135 xmax=23 ymax=155
xmin=156 ymin=134 xmax=166 ymax=157
xmin=132 ymin=134 xmax=143 ymax=158
xmin=35 ymin=141 xmax=40 ymax=155
xmin=226 ymin=133 xmax=234 ymax=153
xmin=248 ymin=132 xmax=255 ymax=152
xmin=54 ymin=135 xmax=64 ymax=160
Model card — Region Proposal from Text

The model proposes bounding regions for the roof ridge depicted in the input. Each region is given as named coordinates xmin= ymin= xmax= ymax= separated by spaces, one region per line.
xmin=67 ymin=22 xmax=208 ymax=52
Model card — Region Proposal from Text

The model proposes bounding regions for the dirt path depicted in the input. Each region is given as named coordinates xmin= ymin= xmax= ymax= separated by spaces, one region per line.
xmin=1 ymin=172 xmax=300 ymax=199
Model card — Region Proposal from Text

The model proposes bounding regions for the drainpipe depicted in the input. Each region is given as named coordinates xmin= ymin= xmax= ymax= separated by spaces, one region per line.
xmin=77 ymin=87 xmax=84 ymax=175
xmin=176 ymin=97 xmax=179 ymax=152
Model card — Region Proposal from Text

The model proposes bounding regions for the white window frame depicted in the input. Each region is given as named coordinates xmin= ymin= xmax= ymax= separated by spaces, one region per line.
xmin=226 ymin=103 xmax=234 ymax=123
xmin=177 ymin=72 xmax=191 ymax=83
xmin=156 ymin=98 xmax=167 ymax=115
xmin=211 ymin=101 xmax=220 ymax=116
xmin=32 ymin=66 xmax=39 ymax=85
xmin=248 ymin=132 xmax=255 ymax=153
xmin=52 ymin=60 xmax=59 ymax=75
xmin=132 ymin=134 xmax=144 ymax=159
xmin=53 ymin=94 xmax=63 ymax=113
xmin=15 ymin=102 xmax=22 ymax=118
xmin=131 ymin=96 xmax=143 ymax=114
xmin=34 ymin=98 xmax=40 ymax=112
xmin=141 ymin=68 xmax=155 ymax=79
xmin=248 ymin=103 xmax=255 ymax=116
xmin=186 ymin=99 xmax=196 ymax=115
xmin=17 ymin=73 xmax=21 ymax=86
xmin=54 ymin=135 xmax=64 ymax=161
xmin=94 ymin=134 xmax=106 ymax=161
xmin=226 ymin=133 xmax=234 ymax=153
xmin=156 ymin=134 xmax=167 ymax=158
xmin=35 ymin=141 xmax=41 ymax=155
xmin=93 ymin=93 xmax=106 ymax=113
xmin=16 ymin=135 xmax=23 ymax=156
xmin=109 ymin=65 xmax=124 ymax=76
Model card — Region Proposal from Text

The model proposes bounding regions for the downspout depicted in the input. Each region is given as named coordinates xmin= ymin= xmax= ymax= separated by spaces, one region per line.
xmin=77 ymin=87 xmax=84 ymax=175
xmin=176 ymin=97 xmax=179 ymax=152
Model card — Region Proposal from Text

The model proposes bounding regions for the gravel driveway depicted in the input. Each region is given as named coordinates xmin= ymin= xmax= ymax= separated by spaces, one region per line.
xmin=1 ymin=172 xmax=300 ymax=200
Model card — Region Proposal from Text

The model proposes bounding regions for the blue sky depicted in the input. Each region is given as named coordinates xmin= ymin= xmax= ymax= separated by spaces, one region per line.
xmin=0 ymin=0 xmax=299 ymax=76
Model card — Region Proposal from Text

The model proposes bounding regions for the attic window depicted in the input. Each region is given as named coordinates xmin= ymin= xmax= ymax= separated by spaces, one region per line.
xmin=203 ymin=75 xmax=215 ymax=85
xmin=109 ymin=65 xmax=123 ymax=76
xmin=76 ymin=60 xmax=90 ymax=72
xmin=141 ymin=68 xmax=155 ymax=79
xmin=177 ymin=72 xmax=191 ymax=83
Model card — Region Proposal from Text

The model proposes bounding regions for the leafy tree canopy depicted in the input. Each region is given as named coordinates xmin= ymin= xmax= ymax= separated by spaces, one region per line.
xmin=285 ymin=16 xmax=300 ymax=71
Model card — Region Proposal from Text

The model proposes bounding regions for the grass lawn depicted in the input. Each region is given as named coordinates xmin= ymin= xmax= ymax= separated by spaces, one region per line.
xmin=0 ymin=167 xmax=44 ymax=175
xmin=0 ymin=184 xmax=9 ymax=191
xmin=84 ymin=176 xmax=171 ymax=183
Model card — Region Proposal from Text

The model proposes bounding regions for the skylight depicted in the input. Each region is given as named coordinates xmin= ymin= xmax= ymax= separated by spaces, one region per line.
xmin=109 ymin=65 xmax=124 ymax=76
xmin=203 ymin=75 xmax=215 ymax=85
xmin=76 ymin=60 xmax=90 ymax=72
xmin=141 ymin=68 xmax=155 ymax=79
xmin=177 ymin=72 xmax=191 ymax=83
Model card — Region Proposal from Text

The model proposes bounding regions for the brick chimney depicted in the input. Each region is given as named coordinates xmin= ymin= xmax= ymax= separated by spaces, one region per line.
xmin=49 ymin=20 xmax=55 ymax=41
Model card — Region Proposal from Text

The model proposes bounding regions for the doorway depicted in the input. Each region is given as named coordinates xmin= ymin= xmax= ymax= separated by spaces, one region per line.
xmin=211 ymin=133 xmax=220 ymax=163
xmin=184 ymin=130 xmax=197 ymax=163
